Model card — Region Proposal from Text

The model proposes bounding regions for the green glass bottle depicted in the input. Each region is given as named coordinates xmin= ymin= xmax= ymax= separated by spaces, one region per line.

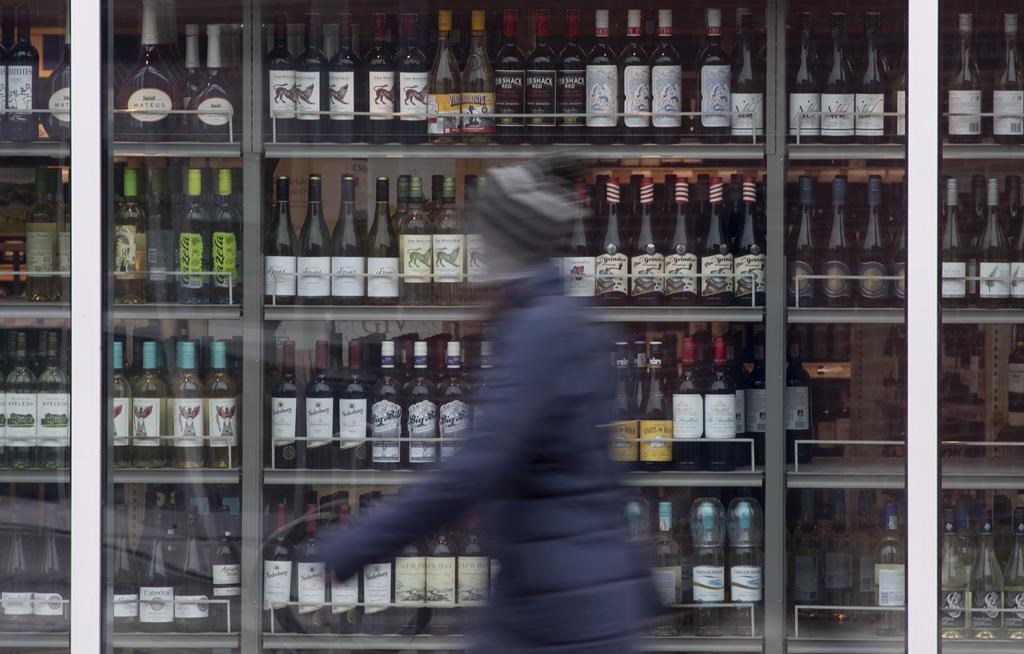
xmin=36 ymin=331 xmax=69 ymax=469
xmin=5 ymin=331 xmax=36 ymax=469
xmin=941 ymin=507 xmax=969 ymax=639
xmin=399 ymin=176 xmax=432 ymax=305
xmin=431 ymin=176 xmax=465 ymax=305
xmin=172 ymin=341 xmax=205 ymax=469
xmin=205 ymin=340 xmax=238 ymax=469
xmin=177 ymin=169 xmax=211 ymax=304
xmin=210 ymin=169 xmax=241 ymax=305
xmin=114 ymin=168 xmax=148 ymax=304
xmin=25 ymin=168 xmax=57 ymax=302
xmin=131 ymin=341 xmax=167 ymax=469
xmin=112 ymin=340 xmax=133 ymax=468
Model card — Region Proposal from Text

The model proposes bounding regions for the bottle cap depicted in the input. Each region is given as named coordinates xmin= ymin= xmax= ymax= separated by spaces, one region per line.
xmin=980 ymin=508 xmax=993 ymax=533
xmin=830 ymin=11 xmax=846 ymax=29
xmin=178 ymin=340 xmax=196 ymax=370
xmin=627 ymin=9 xmax=641 ymax=36
xmin=503 ymin=10 xmax=518 ymax=38
xmin=658 ymin=9 xmax=672 ymax=33
xmin=536 ymin=9 xmax=550 ymax=38
xmin=438 ymin=10 xmax=452 ymax=32
xmin=481 ymin=341 xmax=493 ymax=368
xmin=308 ymin=174 xmax=322 ymax=198
xmin=566 ymin=9 xmax=580 ymax=37
xmin=658 ymin=501 xmax=672 ymax=531
xmin=1007 ymin=13 xmax=1018 ymax=35
xmin=681 ymin=337 xmax=696 ymax=364
xmin=341 ymin=175 xmax=355 ymax=203
xmin=370 ymin=12 xmax=385 ymax=36
xmin=376 ymin=176 xmax=389 ymax=200
xmin=124 ymin=169 xmax=138 ymax=197
xmin=1014 ymin=507 xmax=1024 ymax=535
xmin=867 ymin=176 xmax=882 ymax=206
xmin=471 ymin=10 xmax=485 ymax=32
xmin=414 ymin=341 xmax=428 ymax=367
xmin=606 ymin=180 xmax=620 ymax=204
xmin=743 ymin=178 xmax=756 ymax=203
xmin=207 ymin=23 xmax=221 ymax=38
xmin=713 ymin=336 xmax=728 ymax=364
xmin=595 ymin=9 xmax=609 ymax=32
xmin=959 ymin=13 xmax=972 ymax=34
xmin=211 ymin=340 xmax=227 ymax=369
xmin=446 ymin=341 xmax=462 ymax=368
xmin=381 ymin=340 xmax=396 ymax=367
xmin=709 ymin=177 xmax=724 ymax=203
xmin=187 ymin=168 xmax=203 ymax=197
xmin=276 ymin=176 xmax=289 ymax=200
xmin=217 ymin=169 xmax=232 ymax=196
xmin=142 ymin=341 xmax=157 ymax=370
xmin=831 ymin=176 xmax=846 ymax=206
xmin=675 ymin=178 xmax=689 ymax=203
xmin=706 ymin=8 xmax=722 ymax=30
xmin=799 ymin=11 xmax=813 ymax=32
xmin=443 ymin=176 xmax=456 ymax=199
xmin=410 ymin=176 xmax=423 ymax=198
xmin=864 ymin=12 xmax=879 ymax=29
xmin=401 ymin=13 xmax=417 ymax=38
xmin=946 ymin=177 xmax=959 ymax=206
xmin=640 ymin=178 xmax=654 ymax=204
xmin=113 ymin=340 xmax=124 ymax=370
xmin=186 ymin=23 xmax=199 ymax=36
xmin=988 ymin=178 xmax=1000 ymax=207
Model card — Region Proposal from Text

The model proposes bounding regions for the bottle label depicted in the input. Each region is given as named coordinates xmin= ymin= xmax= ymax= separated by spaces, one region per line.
xmin=735 ymin=253 xmax=766 ymax=301
xmin=854 ymin=92 xmax=885 ymax=136
xmin=794 ymin=555 xmax=819 ymax=601
xmin=1012 ymin=262 xmax=1024 ymax=298
xmin=59 ymin=231 xmax=70 ymax=275
xmin=433 ymin=234 xmax=465 ymax=283
xmin=197 ymin=97 xmax=233 ymax=127
xmin=131 ymin=398 xmax=161 ymax=447
xmin=949 ymin=90 xmax=982 ymax=135
xmin=6 ymin=393 xmax=36 ymax=445
xmin=401 ymin=234 xmax=432 ymax=284
xmin=368 ymin=70 xmax=395 ymax=120
xmin=652 ymin=65 xmax=682 ymax=128
xmin=980 ymin=262 xmax=1011 ymax=298
xmin=823 ymin=259 xmax=852 ymax=298
xmin=857 ymin=260 xmax=889 ymax=299
xmin=398 ymin=72 xmax=428 ymax=121
xmin=139 ymin=586 xmax=174 ymax=623
xmin=526 ymin=70 xmax=557 ymax=127
xmin=466 ymin=233 xmax=488 ymax=283
xmin=788 ymin=260 xmax=815 ymax=302
xmin=700 ymin=253 xmax=734 ymax=298
xmin=329 ymin=256 xmax=365 ymax=298
xmin=174 ymin=594 xmax=209 ymax=619
xmin=859 ymin=555 xmax=875 ymax=593
xmin=892 ymin=261 xmax=907 ymax=300
xmin=113 ymin=593 xmax=138 ymax=618
xmin=328 ymin=70 xmax=355 ymax=121
xmin=639 ymin=419 xmax=673 ymax=462
xmin=407 ymin=399 xmax=438 ymax=464
xmin=731 ymin=92 xmax=764 ymax=137
xmin=394 ymin=556 xmax=426 ymax=604
xmin=26 ymin=229 xmax=54 ymax=273
xmin=596 ymin=253 xmax=628 ymax=296
xmin=557 ymin=68 xmax=586 ymax=128
xmin=48 ymin=87 xmax=71 ymax=123
xmin=665 ymin=253 xmax=698 ymax=296
xmin=784 ymin=386 xmax=810 ymax=430
xmin=331 ymin=574 xmax=359 ymax=613
xmin=495 ymin=70 xmax=525 ymax=127
xmin=428 ymin=92 xmax=462 ymax=135
xmin=439 ymin=400 xmax=469 ymax=462
xmin=213 ymin=564 xmax=241 ymax=596
xmin=1 ymin=591 xmax=32 ymax=616
xmin=172 ymin=398 xmax=204 ymax=448
xmin=704 ymin=394 xmax=736 ymax=439
xmin=941 ymin=590 xmax=967 ymax=628
xmin=821 ymin=93 xmax=855 ymax=136
xmin=32 ymin=592 xmax=63 ymax=617
xmin=297 ymin=256 xmax=331 ymax=297
xmin=734 ymin=389 xmax=745 ymax=434
xmin=271 ymin=396 xmax=297 ymax=445
xmin=212 ymin=232 xmax=238 ymax=289
xmin=672 ymin=394 xmax=703 ymax=439
xmin=700 ymin=65 xmax=731 ymax=128
xmin=7 ymin=67 xmax=32 ymax=114
xmin=942 ymin=261 xmax=967 ymax=298
xmin=362 ymin=562 xmax=392 ymax=613
xmin=305 ymin=397 xmax=334 ymax=446
xmin=269 ymin=69 xmax=297 ymax=119
xmin=338 ymin=398 xmax=367 ymax=449
xmin=457 ymin=556 xmax=489 ymax=605
xmin=692 ymin=565 xmax=725 ymax=602
xmin=148 ymin=229 xmax=175 ymax=283
xmin=825 ymin=553 xmax=853 ymax=590
xmin=746 ymin=389 xmax=767 ymax=433
xmin=1011 ymin=363 xmax=1024 ymax=395
xmin=178 ymin=232 xmax=205 ymax=289
xmin=296 ymin=561 xmax=327 ymax=613
xmin=608 ymin=420 xmax=639 ymax=462
xmin=461 ymin=92 xmax=496 ymax=134
xmin=652 ymin=566 xmax=681 ymax=606
xmin=426 ymin=557 xmax=456 ymax=605
xmin=37 ymin=393 xmax=69 ymax=447
xmin=1003 ymin=591 xmax=1024 ymax=629
xmin=367 ymin=257 xmax=399 ymax=297
xmin=897 ymin=90 xmax=906 ymax=136
xmin=789 ymin=92 xmax=821 ymax=137
xmin=371 ymin=399 xmax=401 ymax=463
xmin=126 ymin=88 xmax=172 ymax=123
xmin=562 ymin=256 xmax=595 ymax=297
xmin=115 ymin=224 xmax=140 ymax=274
xmin=112 ymin=397 xmax=129 ymax=447
xmin=971 ymin=588 xmax=1002 ymax=628
xmin=730 ymin=565 xmax=762 ymax=602
xmin=586 ymin=65 xmax=618 ymax=127
xmin=293 ymin=69 xmax=322 ymax=120
xmin=875 ymin=564 xmax=905 ymax=607
xmin=623 ymin=65 xmax=650 ymax=128
xmin=630 ymin=253 xmax=664 ymax=296
xmin=263 ymin=560 xmax=292 ymax=608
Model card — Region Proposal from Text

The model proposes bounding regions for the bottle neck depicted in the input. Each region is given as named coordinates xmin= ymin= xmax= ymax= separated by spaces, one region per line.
xmin=207 ymin=32 xmax=223 ymax=70
xmin=185 ymin=33 xmax=200 ymax=69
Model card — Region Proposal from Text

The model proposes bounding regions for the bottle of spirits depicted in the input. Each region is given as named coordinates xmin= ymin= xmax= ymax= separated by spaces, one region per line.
xmin=820 ymin=13 xmax=854 ymax=143
xmin=875 ymin=501 xmax=906 ymax=637
xmin=265 ymin=176 xmax=297 ymax=305
xmin=139 ymin=508 xmax=176 ymax=632
xmin=209 ymin=512 xmax=240 ymax=632
xmin=734 ymin=177 xmax=765 ymax=306
xmin=177 ymin=169 xmax=211 ymax=304
xmin=638 ymin=342 xmax=671 ymax=470
xmin=113 ymin=168 xmax=147 ymax=304
xmin=620 ymin=9 xmax=650 ymax=144
xmin=942 ymin=177 xmax=967 ymax=307
xmin=395 ymin=13 xmax=427 ymax=144
xmin=175 ymin=509 xmax=210 ymax=633
xmin=785 ymin=337 xmax=812 ymax=465
xmin=293 ymin=503 xmax=329 ymax=633
xmin=941 ymin=507 xmax=969 ymax=639
xmin=111 ymin=341 xmax=132 ymax=467
xmin=697 ymin=8 xmax=730 ymax=142
xmin=971 ymin=508 xmax=1005 ymax=639
xmin=304 ymin=341 xmax=335 ymax=470
xmin=432 ymin=177 xmax=465 ymax=305
xmin=5 ymin=5 xmax=37 ymax=143
xmin=5 ymin=332 xmax=35 ymax=469
xmin=112 ymin=511 xmax=138 ymax=631
xmin=586 ymin=9 xmax=618 ymax=144
xmin=171 ymin=341 xmax=204 ymax=469
xmin=994 ymin=14 xmax=1024 ymax=145
xmin=949 ymin=13 xmax=981 ymax=143
xmin=524 ymin=10 xmax=557 ymax=143
xmin=370 ymin=341 xmax=402 ymax=470
xmin=705 ymin=336 xmax=736 ymax=472
xmin=857 ymin=176 xmax=890 ymax=306
xmin=790 ymin=13 xmax=820 ymax=143
xmin=266 ymin=12 xmax=296 ymax=141
xmin=651 ymin=501 xmax=682 ymax=635
xmin=691 ymin=497 xmax=726 ymax=637
xmin=271 ymin=340 xmax=300 ymax=469
xmin=404 ymin=341 xmax=437 ymax=468
xmin=329 ymin=174 xmax=364 ymax=304
xmin=822 ymin=176 xmax=852 ymax=307
xmin=493 ymin=10 xmax=524 ymax=144
xmin=365 ymin=13 xmax=396 ymax=144
xmin=35 ymin=332 xmax=68 ymax=469
xmin=263 ymin=501 xmax=295 ymax=633
xmin=131 ymin=341 xmax=166 ymax=468
xmin=556 ymin=10 xmax=586 ymax=144
xmin=426 ymin=531 xmax=457 ymax=635
xmin=855 ymin=13 xmax=888 ymax=143
xmin=700 ymin=177 xmax=734 ymax=305
xmin=399 ymin=176 xmax=432 ymax=305
xmin=428 ymin=10 xmax=461 ymax=142
xmin=461 ymin=11 xmax=495 ymax=143
xmin=437 ymin=341 xmax=470 ymax=463
xmin=731 ymin=12 xmax=763 ymax=143
xmin=327 ymin=13 xmax=360 ymax=143
xmin=189 ymin=24 xmax=236 ymax=142
xmin=204 ymin=340 xmax=238 ymax=469
xmin=45 ymin=1 xmax=70 ymax=142
xmin=650 ymin=9 xmax=681 ymax=144
xmin=1003 ymin=507 xmax=1024 ymax=639
xmin=980 ymin=177 xmax=1011 ymax=307
xmin=631 ymin=178 xmax=663 ymax=304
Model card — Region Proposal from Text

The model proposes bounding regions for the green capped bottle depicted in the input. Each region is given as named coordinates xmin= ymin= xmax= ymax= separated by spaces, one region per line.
xmin=5 ymin=331 xmax=36 ymax=469
xmin=399 ymin=176 xmax=432 ymax=305
xmin=112 ymin=340 xmax=132 ymax=468
xmin=114 ymin=168 xmax=147 ymax=304
xmin=432 ymin=176 xmax=465 ymax=305
xmin=211 ymin=169 xmax=241 ymax=305
xmin=205 ymin=340 xmax=238 ymax=469
xmin=36 ymin=331 xmax=69 ymax=469
xmin=177 ymin=169 xmax=211 ymax=304
xmin=172 ymin=341 xmax=205 ymax=469
xmin=131 ymin=341 xmax=167 ymax=468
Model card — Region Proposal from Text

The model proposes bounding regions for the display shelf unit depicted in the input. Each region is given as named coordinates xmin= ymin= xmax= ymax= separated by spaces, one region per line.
xmin=941 ymin=459 xmax=1024 ymax=490
xmin=110 ymin=633 xmax=240 ymax=649
xmin=0 ymin=142 xmax=70 ymax=158
xmin=0 ymin=302 xmax=70 ymax=320
xmin=263 ymin=143 xmax=766 ymax=161
xmin=261 ymin=634 xmax=763 ymax=652
xmin=787 ymin=307 xmax=904 ymax=324
xmin=0 ymin=632 xmax=69 ymax=648
xmin=787 ymin=460 xmax=905 ymax=489
xmin=111 ymin=303 xmax=243 ymax=321
xmin=111 ymin=467 xmax=240 ymax=485
xmin=942 ymin=308 xmax=1024 ymax=324
xmin=0 ymin=469 xmax=70 ymax=484
xmin=786 ymin=143 xmax=905 ymax=160
xmin=786 ymin=637 xmax=903 ymax=654
xmin=263 ymin=305 xmax=764 ymax=323
xmin=112 ymin=142 xmax=242 ymax=158
xmin=942 ymin=143 xmax=1024 ymax=160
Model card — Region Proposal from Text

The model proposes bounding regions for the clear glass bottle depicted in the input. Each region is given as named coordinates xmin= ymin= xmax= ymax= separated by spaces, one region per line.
xmin=131 ymin=341 xmax=167 ymax=468
xmin=942 ymin=507 xmax=969 ymax=639
xmin=1003 ymin=506 xmax=1024 ymax=640
xmin=824 ymin=490 xmax=853 ymax=622
xmin=399 ymin=176 xmax=433 ymax=305
xmin=35 ymin=332 xmax=69 ymax=469
xmin=111 ymin=341 xmax=132 ymax=468
xmin=651 ymin=501 xmax=682 ymax=636
xmin=971 ymin=508 xmax=1005 ymax=639
xmin=874 ymin=501 xmax=906 ymax=637
xmin=171 ymin=341 xmax=205 ymax=469
xmin=5 ymin=331 xmax=36 ymax=469
xmin=690 ymin=497 xmax=726 ymax=637
xmin=177 ymin=169 xmax=212 ymax=304
xmin=205 ymin=340 xmax=238 ymax=469
xmin=727 ymin=497 xmax=763 ymax=636
xmin=793 ymin=489 xmax=823 ymax=612
xmin=948 ymin=13 xmax=982 ymax=143
xmin=461 ymin=11 xmax=494 ymax=143
xmin=114 ymin=168 xmax=147 ymax=304
xmin=26 ymin=168 xmax=57 ymax=302
xmin=428 ymin=11 xmax=462 ymax=142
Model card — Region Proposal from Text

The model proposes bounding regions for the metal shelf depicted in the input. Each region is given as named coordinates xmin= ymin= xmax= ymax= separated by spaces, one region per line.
xmin=262 ymin=634 xmax=762 ymax=652
xmin=264 ymin=143 xmax=764 ymax=160
xmin=636 ymin=637 xmax=763 ymax=652
xmin=113 ymin=142 xmax=242 ymax=158
xmin=943 ymin=308 xmax=1024 ymax=324
xmin=0 ymin=142 xmax=69 ymax=158
xmin=943 ymin=143 xmax=1024 ymax=160
xmin=0 ymin=301 xmax=70 ymax=320
xmin=623 ymin=470 xmax=764 ymax=488
xmin=941 ymin=642 xmax=1024 ymax=653
xmin=111 ymin=303 xmax=242 ymax=321
xmin=787 ymin=637 xmax=903 ymax=654
xmin=0 ymin=632 xmax=69 ymax=648
xmin=0 ymin=469 xmax=70 ymax=483
xmin=942 ymin=459 xmax=1024 ymax=489
xmin=112 ymin=633 xmax=240 ymax=649
xmin=787 ymin=143 xmax=905 ymax=160
xmin=113 ymin=467 xmax=240 ymax=484
xmin=787 ymin=460 xmax=905 ymax=489
xmin=787 ymin=307 xmax=904 ymax=324
xmin=263 ymin=305 xmax=763 ymax=323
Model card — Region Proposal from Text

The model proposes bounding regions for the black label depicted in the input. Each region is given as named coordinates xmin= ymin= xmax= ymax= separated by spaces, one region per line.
xmin=495 ymin=70 xmax=525 ymax=127
xmin=940 ymin=590 xmax=966 ymax=629
xmin=526 ymin=70 xmax=556 ymax=127
xmin=1004 ymin=591 xmax=1024 ymax=629
xmin=557 ymin=69 xmax=586 ymax=127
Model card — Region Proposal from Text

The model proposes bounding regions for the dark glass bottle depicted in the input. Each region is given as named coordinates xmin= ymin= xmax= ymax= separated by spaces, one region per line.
xmin=631 ymin=178 xmax=663 ymax=305
xmin=5 ymin=5 xmax=37 ymax=143
xmin=112 ymin=511 xmax=138 ymax=631
xmin=891 ymin=176 xmax=908 ymax=305
xmin=34 ymin=502 xmax=68 ymax=632
xmin=45 ymin=5 xmax=70 ymax=142
xmin=673 ymin=337 xmax=704 ymax=471
xmin=696 ymin=8 xmax=730 ymax=143
xmin=175 ymin=510 xmax=211 ymax=633
xmin=785 ymin=338 xmax=812 ymax=465
xmin=494 ymin=10 xmax=525 ymax=144
xmin=665 ymin=178 xmax=698 ymax=305
xmin=650 ymin=9 xmax=681 ymax=145
xmin=366 ymin=177 xmax=399 ymax=305
xmin=337 ymin=340 xmax=370 ymax=470
xmin=586 ymin=9 xmax=618 ymax=144
xmin=557 ymin=10 xmax=586 ymax=144
xmin=189 ymin=25 xmax=237 ymax=142
xmin=526 ymin=10 xmax=558 ymax=143
xmin=138 ymin=510 xmax=177 ymax=632
xmin=562 ymin=180 xmax=595 ymax=299
xmin=365 ymin=13 xmax=396 ymax=144
xmin=294 ymin=13 xmax=327 ymax=142
xmin=706 ymin=336 xmax=736 ymax=472
xmin=266 ymin=12 xmax=296 ymax=141
xmin=948 ymin=13 xmax=981 ymax=144
xmin=265 ymin=176 xmax=298 ymax=305
xmin=821 ymin=13 xmax=854 ymax=143
xmin=297 ymin=175 xmax=331 ymax=305
xmin=293 ymin=503 xmax=329 ymax=633
xmin=118 ymin=0 xmax=179 ymax=141
xmin=596 ymin=179 xmax=628 ymax=305
xmin=734 ymin=177 xmax=766 ymax=306
xmin=437 ymin=341 xmax=471 ymax=464
xmin=610 ymin=341 xmax=639 ymax=466
xmin=730 ymin=13 xmax=764 ymax=143
xmin=857 ymin=176 xmax=891 ymax=307
xmin=620 ymin=9 xmax=650 ymax=144
xmin=370 ymin=341 xmax=403 ymax=470
xmin=327 ymin=13 xmax=361 ymax=143
xmin=404 ymin=341 xmax=438 ymax=468
xmin=330 ymin=174 xmax=365 ymax=304
xmin=855 ymin=13 xmax=888 ymax=144
xmin=746 ymin=339 xmax=767 ymax=466
xmin=941 ymin=177 xmax=967 ymax=308
xmin=700 ymin=177 xmax=734 ymax=305
xmin=789 ymin=13 xmax=820 ymax=143
xmin=822 ymin=176 xmax=852 ymax=307
xmin=305 ymin=341 xmax=336 ymax=470
xmin=263 ymin=501 xmax=295 ymax=633
xmin=979 ymin=177 xmax=1011 ymax=307
xmin=396 ymin=13 xmax=428 ymax=144
xmin=638 ymin=341 xmax=671 ymax=470
xmin=994 ymin=13 xmax=1023 ymax=145
xmin=208 ymin=512 xmax=240 ymax=633
xmin=271 ymin=340 xmax=302 ymax=469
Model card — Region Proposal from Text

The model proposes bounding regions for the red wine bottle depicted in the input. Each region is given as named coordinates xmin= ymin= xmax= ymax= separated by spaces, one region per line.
xmin=118 ymin=0 xmax=180 ymax=141
xmin=266 ymin=12 xmax=296 ymax=141
xmin=294 ymin=13 xmax=327 ymax=143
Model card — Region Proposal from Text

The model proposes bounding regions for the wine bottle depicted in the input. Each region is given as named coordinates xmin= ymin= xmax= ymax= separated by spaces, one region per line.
xmin=171 ymin=341 xmax=204 ymax=469
xmin=399 ymin=176 xmax=432 ymax=305
xmin=630 ymin=178 xmax=663 ymax=304
xmin=119 ymin=0 xmax=180 ymax=141
xmin=704 ymin=336 xmax=736 ymax=472
xmin=949 ymin=13 xmax=981 ymax=143
xmin=112 ymin=511 xmax=138 ymax=631
xmin=793 ymin=489 xmax=823 ymax=609
xmin=821 ymin=13 xmax=854 ymax=143
xmin=789 ymin=13 xmax=820 ymax=143
xmin=994 ymin=14 xmax=1024 ymax=144
xmin=145 ymin=168 xmax=174 ymax=303
xmin=650 ymin=501 xmax=682 ymax=634
xmin=638 ymin=341 xmax=671 ymax=470
xmin=328 ymin=501 xmax=359 ymax=629
xmin=620 ymin=9 xmax=650 ymax=144
xmin=664 ymin=178 xmax=698 ymax=305
xmin=35 ymin=332 xmax=68 ymax=469
xmin=563 ymin=180 xmax=595 ymax=298
xmin=524 ymin=10 xmax=557 ymax=143
xmin=203 ymin=339 xmax=238 ymax=469
xmin=596 ymin=179 xmax=628 ymax=304
xmin=370 ymin=341 xmax=402 ymax=470
xmin=209 ymin=512 xmax=240 ymax=633
xmin=823 ymin=491 xmax=853 ymax=619
xmin=697 ymin=8 xmax=730 ymax=143
xmin=337 ymin=340 xmax=369 ymax=469
xmin=138 ymin=509 xmax=176 ymax=632
xmin=492 ymin=10 xmax=524 ymax=145
xmin=700 ymin=177 xmax=734 ymax=305
xmin=855 ymin=13 xmax=888 ymax=143
xmin=461 ymin=11 xmax=495 ymax=143
xmin=175 ymin=509 xmax=210 ymax=633
xmin=691 ymin=498 xmax=726 ymax=637
xmin=296 ymin=175 xmax=331 ymax=305
xmin=874 ymin=502 xmax=906 ymax=637
xmin=5 ymin=5 xmax=37 ymax=143
xmin=435 ymin=341 xmax=469 ymax=463
xmin=979 ymin=177 xmax=1010 ymax=306
xmin=271 ymin=340 xmax=301 ymax=469
xmin=734 ymin=177 xmax=765 ymax=306
xmin=586 ymin=9 xmax=618 ymax=144
xmin=132 ymin=341 xmax=167 ymax=468
xmin=822 ymin=176 xmax=852 ymax=307
xmin=329 ymin=174 xmax=364 ymax=304
xmin=1003 ymin=507 xmax=1024 ymax=639
xmin=188 ymin=25 xmax=236 ymax=142
xmin=114 ymin=168 xmax=148 ymax=304
xmin=363 ymin=13 xmax=395 ymax=144
xmin=405 ymin=341 xmax=438 ymax=467
xmin=293 ymin=503 xmax=329 ymax=633
xmin=182 ymin=24 xmax=203 ymax=110
xmin=557 ymin=10 xmax=586 ymax=144
xmin=428 ymin=11 xmax=462 ymax=142
xmin=207 ymin=170 xmax=240 ymax=304
xmin=294 ymin=13 xmax=327 ymax=142
xmin=263 ymin=501 xmax=295 ymax=633
xmin=609 ymin=342 xmax=638 ymax=465
xmin=731 ymin=12 xmax=764 ymax=143
xmin=327 ymin=13 xmax=360 ymax=143
xmin=458 ymin=516 xmax=489 ymax=611
xmin=941 ymin=507 xmax=969 ymax=639
xmin=111 ymin=341 xmax=132 ymax=468
xmin=941 ymin=177 xmax=967 ymax=307
xmin=177 ymin=169 xmax=211 ymax=304
xmin=266 ymin=12 xmax=296 ymax=141
xmin=304 ymin=341 xmax=335 ymax=470
xmin=366 ymin=176 xmax=399 ymax=305
xmin=672 ymin=337 xmax=704 ymax=471
xmin=396 ymin=13 xmax=428 ymax=144
xmin=785 ymin=338 xmax=811 ymax=465
xmin=265 ymin=176 xmax=297 ymax=305
xmin=5 ymin=332 xmax=34 ymax=469
xmin=426 ymin=531 xmax=456 ymax=635
xmin=727 ymin=497 xmax=763 ymax=632
xmin=857 ymin=176 xmax=890 ymax=306
xmin=45 ymin=1 xmax=70 ymax=142
xmin=432 ymin=176 xmax=465 ymax=305
xmin=891 ymin=176 xmax=908 ymax=304
xmin=650 ymin=9 xmax=681 ymax=144
xmin=24 ymin=168 xmax=55 ymax=302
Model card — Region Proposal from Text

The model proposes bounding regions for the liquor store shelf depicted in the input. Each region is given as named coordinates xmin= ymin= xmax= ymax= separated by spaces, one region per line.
xmin=786 ymin=638 xmax=903 ymax=654
xmin=112 ymin=142 xmax=242 ymax=158
xmin=261 ymin=634 xmax=763 ymax=652
xmin=786 ymin=143 xmax=905 ymax=161
xmin=112 ymin=468 xmax=240 ymax=484
xmin=0 ymin=632 xmax=69 ymax=648
xmin=262 ymin=143 xmax=766 ymax=161
xmin=111 ymin=633 xmax=240 ymax=649
xmin=787 ymin=460 xmax=905 ymax=489
xmin=112 ymin=303 xmax=242 ymax=321
xmin=263 ymin=468 xmax=763 ymax=488
xmin=0 ymin=302 xmax=70 ymax=320
xmin=943 ymin=143 xmax=1024 ymax=160
xmin=0 ymin=142 xmax=70 ymax=158
xmin=787 ymin=308 xmax=904 ymax=324
xmin=942 ymin=308 xmax=1024 ymax=324
xmin=263 ymin=305 xmax=763 ymax=323
xmin=0 ymin=469 xmax=69 ymax=483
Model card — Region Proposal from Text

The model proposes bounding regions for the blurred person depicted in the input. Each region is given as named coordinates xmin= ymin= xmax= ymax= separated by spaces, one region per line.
xmin=323 ymin=158 xmax=656 ymax=653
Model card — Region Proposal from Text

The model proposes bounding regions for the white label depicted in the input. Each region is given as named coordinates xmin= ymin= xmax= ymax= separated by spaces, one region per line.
xmin=784 ymin=386 xmax=810 ymax=430
xmin=294 ymin=70 xmax=321 ymax=120
xmin=367 ymin=257 xmax=399 ymax=298
xmin=623 ymin=65 xmax=650 ymax=128
xmin=821 ymin=93 xmax=855 ymax=136
xmin=467 ymin=233 xmax=487 ymax=282
xmin=859 ymin=555 xmax=875 ymax=593
xmin=213 ymin=564 xmax=241 ymax=596
xmin=269 ymin=69 xmax=297 ymax=119
xmin=407 ymin=399 xmax=438 ymax=464
xmin=692 ymin=565 xmax=725 ymax=602
xmin=362 ymin=562 xmax=392 ymax=613
xmin=1010 ymin=363 xmax=1024 ymax=394
xmin=730 ymin=565 xmax=762 ymax=602
xmin=338 ymin=398 xmax=367 ymax=449
xmin=596 ymin=253 xmax=628 ymax=295
xmin=331 ymin=575 xmax=359 ymax=613
xmin=734 ymin=389 xmax=745 ymax=434
xmin=139 ymin=587 xmax=174 ymax=623
xmin=1011 ymin=262 xmax=1024 ymax=298
xmin=794 ymin=555 xmax=819 ymax=601
xmin=897 ymin=90 xmax=906 ymax=136
xmin=855 ymin=92 xmax=885 ymax=136
xmin=426 ymin=557 xmax=456 ymax=605
xmin=457 ymin=556 xmax=489 ymax=605
xmin=876 ymin=565 xmax=906 ymax=607
xmin=1 ymin=592 xmax=32 ymax=616
xmin=37 ymin=392 xmax=69 ymax=447
xmin=949 ymin=90 xmax=982 ymax=136
xmin=665 ymin=253 xmax=698 ymax=295
xmin=651 ymin=65 xmax=682 ymax=127
xmin=114 ymin=593 xmax=138 ymax=618
xmin=704 ymin=394 xmax=736 ymax=439
xmin=980 ymin=262 xmax=1011 ymax=298
xmin=297 ymin=256 xmax=331 ymax=297
xmin=731 ymin=92 xmax=764 ymax=136
xmin=271 ymin=397 xmax=297 ymax=444
xmin=112 ymin=398 xmax=129 ymax=447
xmin=433 ymin=234 xmax=465 ymax=283
xmin=265 ymin=255 xmax=297 ymax=298
xmin=6 ymin=393 xmax=35 ymax=445
xmin=26 ymin=230 xmax=53 ymax=273
xmin=672 ymin=394 xmax=703 ymax=439
xmin=297 ymin=561 xmax=327 ymax=612
xmin=394 ymin=556 xmax=426 ymax=604
xmin=6 ymin=65 xmax=30 ymax=112
xmin=263 ymin=560 xmax=292 ymax=608
xmin=994 ymin=90 xmax=1024 ymax=136
xmin=174 ymin=594 xmax=209 ymax=619
xmin=700 ymin=65 xmax=731 ymax=128
xmin=369 ymin=70 xmax=395 ymax=119
xmin=48 ymin=87 xmax=71 ymax=123
xmin=131 ymin=398 xmax=160 ymax=447
xmin=331 ymin=256 xmax=365 ymax=297
xmin=586 ymin=64 xmax=618 ymax=127
xmin=371 ymin=399 xmax=401 ymax=463
xmin=942 ymin=261 xmax=967 ymax=298
xmin=652 ymin=566 xmax=682 ymax=605
xmin=208 ymin=398 xmax=238 ymax=447
xmin=562 ymin=256 xmax=596 ymax=297
xmin=305 ymin=397 xmax=334 ymax=446
xmin=746 ymin=388 xmax=766 ymax=433
xmin=126 ymin=88 xmax=173 ymax=123
xmin=789 ymin=92 xmax=821 ymax=136
xmin=701 ymin=253 xmax=734 ymax=297
xmin=197 ymin=97 xmax=233 ymax=127
xmin=631 ymin=253 xmax=664 ymax=296
xmin=401 ymin=234 xmax=432 ymax=284
xmin=32 ymin=592 xmax=63 ymax=616
xmin=440 ymin=400 xmax=469 ymax=462
xmin=328 ymin=70 xmax=355 ymax=120
xmin=172 ymin=398 xmax=204 ymax=448
xmin=399 ymin=72 xmax=429 ymax=121
xmin=825 ymin=553 xmax=853 ymax=589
